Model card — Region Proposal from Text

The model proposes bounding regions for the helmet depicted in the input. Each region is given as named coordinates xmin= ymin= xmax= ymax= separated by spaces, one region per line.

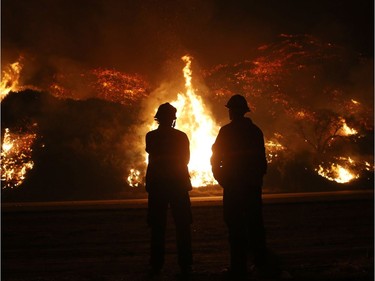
xmin=225 ymin=94 xmax=250 ymax=112
xmin=154 ymin=103 xmax=177 ymax=121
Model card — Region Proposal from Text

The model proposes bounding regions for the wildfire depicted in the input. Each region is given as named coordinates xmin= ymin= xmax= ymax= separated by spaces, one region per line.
xmin=316 ymin=164 xmax=359 ymax=184
xmin=1 ymin=128 xmax=37 ymax=188
xmin=265 ymin=138 xmax=286 ymax=163
xmin=128 ymin=55 xmax=219 ymax=187
xmin=337 ymin=118 xmax=358 ymax=136
xmin=49 ymin=68 xmax=149 ymax=104
xmin=315 ymin=157 xmax=362 ymax=184
xmin=1 ymin=59 xmax=23 ymax=100
xmin=1 ymin=58 xmax=38 ymax=189
xmin=171 ymin=55 xmax=219 ymax=187
xmin=127 ymin=168 xmax=141 ymax=187
xmin=2 ymin=39 xmax=373 ymax=193
xmin=91 ymin=68 xmax=148 ymax=105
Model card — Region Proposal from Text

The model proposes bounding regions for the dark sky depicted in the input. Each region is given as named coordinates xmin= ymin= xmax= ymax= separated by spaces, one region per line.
xmin=2 ymin=0 xmax=374 ymax=82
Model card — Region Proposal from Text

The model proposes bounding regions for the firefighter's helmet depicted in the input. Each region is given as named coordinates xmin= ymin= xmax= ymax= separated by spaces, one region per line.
xmin=154 ymin=103 xmax=177 ymax=121
xmin=225 ymin=94 xmax=250 ymax=112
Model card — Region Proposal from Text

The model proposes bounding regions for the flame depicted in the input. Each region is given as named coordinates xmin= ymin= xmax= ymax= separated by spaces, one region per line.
xmin=2 ymin=45 xmax=372 ymax=191
xmin=351 ymin=99 xmax=360 ymax=105
xmin=315 ymin=157 xmax=361 ymax=183
xmin=1 ymin=128 xmax=36 ymax=188
xmin=171 ymin=55 xmax=219 ymax=187
xmin=1 ymin=58 xmax=39 ymax=189
xmin=127 ymin=168 xmax=141 ymax=187
xmin=128 ymin=55 xmax=219 ymax=187
xmin=265 ymin=139 xmax=286 ymax=163
xmin=316 ymin=164 xmax=359 ymax=183
xmin=1 ymin=59 xmax=23 ymax=100
xmin=337 ymin=118 xmax=358 ymax=136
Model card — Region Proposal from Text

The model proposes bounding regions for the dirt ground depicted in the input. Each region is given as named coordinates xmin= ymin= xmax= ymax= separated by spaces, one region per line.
xmin=2 ymin=197 xmax=374 ymax=281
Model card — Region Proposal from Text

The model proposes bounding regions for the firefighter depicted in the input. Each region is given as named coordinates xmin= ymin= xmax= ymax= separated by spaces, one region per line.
xmin=211 ymin=94 xmax=279 ymax=279
xmin=145 ymin=102 xmax=193 ymax=276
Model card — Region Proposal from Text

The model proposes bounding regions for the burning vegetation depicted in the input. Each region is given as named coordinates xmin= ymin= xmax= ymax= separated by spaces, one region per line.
xmin=0 ymin=60 xmax=23 ymax=101
xmin=1 ymin=34 xmax=373 ymax=201
xmin=1 ymin=127 xmax=36 ymax=188
xmin=203 ymin=34 xmax=373 ymax=191
xmin=49 ymin=68 xmax=149 ymax=105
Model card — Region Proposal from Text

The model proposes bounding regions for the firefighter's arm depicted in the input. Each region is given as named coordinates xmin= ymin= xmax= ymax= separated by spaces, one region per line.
xmin=211 ymin=133 xmax=226 ymax=186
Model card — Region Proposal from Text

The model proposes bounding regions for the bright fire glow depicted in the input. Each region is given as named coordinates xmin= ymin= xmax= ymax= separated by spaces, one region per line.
xmin=1 ymin=59 xmax=23 ymax=100
xmin=265 ymin=139 xmax=286 ymax=163
xmin=127 ymin=168 xmax=141 ymax=187
xmin=351 ymin=99 xmax=360 ymax=105
xmin=1 ymin=128 xmax=36 ymax=189
xmin=338 ymin=118 xmax=358 ymax=136
xmin=171 ymin=55 xmax=219 ymax=187
xmin=2 ymin=50 xmax=372 ymax=190
xmin=128 ymin=55 xmax=219 ymax=187
xmin=315 ymin=157 xmax=360 ymax=183
xmin=1 ymin=58 xmax=38 ymax=189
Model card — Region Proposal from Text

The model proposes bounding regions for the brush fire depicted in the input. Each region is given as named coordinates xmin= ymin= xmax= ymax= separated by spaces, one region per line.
xmin=1 ymin=35 xmax=373 ymax=200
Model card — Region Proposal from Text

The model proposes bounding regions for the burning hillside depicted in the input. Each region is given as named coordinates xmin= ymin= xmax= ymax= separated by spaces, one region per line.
xmin=203 ymin=34 xmax=373 ymax=191
xmin=1 ymin=127 xmax=36 ymax=189
xmin=50 ymin=68 xmax=149 ymax=105
xmin=1 ymin=34 xmax=373 ymax=201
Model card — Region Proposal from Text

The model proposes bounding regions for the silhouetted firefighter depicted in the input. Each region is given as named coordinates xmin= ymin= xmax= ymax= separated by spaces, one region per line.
xmin=211 ymin=94 xmax=281 ymax=280
xmin=145 ymin=103 xmax=193 ymax=277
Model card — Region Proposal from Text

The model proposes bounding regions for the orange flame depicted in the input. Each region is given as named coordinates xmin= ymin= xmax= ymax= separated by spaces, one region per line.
xmin=128 ymin=55 xmax=219 ymax=187
xmin=1 ymin=59 xmax=23 ymax=100
xmin=315 ymin=157 xmax=361 ymax=183
xmin=337 ymin=118 xmax=358 ymax=136
xmin=127 ymin=168 xmax=141 ymax=187
xmin=1 ymin=128 xmax=36 ymax=188
xmin=265 ymin=139 xmax=286 ymax=163
xmin=171 ymin=55 xmax=219 ymax=187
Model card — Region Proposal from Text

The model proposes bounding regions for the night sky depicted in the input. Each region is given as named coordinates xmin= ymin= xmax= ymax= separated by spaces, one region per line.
xmin=2 ymin=0 xmax=374 ymax=83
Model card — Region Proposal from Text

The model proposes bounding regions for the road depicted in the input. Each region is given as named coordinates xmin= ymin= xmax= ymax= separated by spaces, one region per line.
xmin=2 ymin=190 xmax=374 ymax=281
xmin=2 ymin=189 xmax=373 ymax=211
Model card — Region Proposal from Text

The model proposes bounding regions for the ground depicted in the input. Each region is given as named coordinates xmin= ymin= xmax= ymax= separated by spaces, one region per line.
xmin=2 ymin=194 xmax=374 ymax=281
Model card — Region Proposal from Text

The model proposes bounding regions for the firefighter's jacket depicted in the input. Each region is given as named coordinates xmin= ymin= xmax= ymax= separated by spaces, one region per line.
xmin=211 ymin=117 xmax=267 ymax=188
xmin=145 ymin=125 xmax=192 ymax=192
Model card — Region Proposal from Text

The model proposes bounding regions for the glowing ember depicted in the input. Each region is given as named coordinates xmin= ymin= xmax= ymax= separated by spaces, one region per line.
xmin=49 ymin=68 xmax=149 ymax=104
xmin=1 ymin=128 xmax=36 ymax=188
xmin=265 ymin=138 xmax=286 ymax=163
xmin=351 ymin=99 xmax=360 ymax=105
xmin=1 ymin=59 xmax=23 ymax=100
xmin=91 ymin=68 xmax=148 ymax=105
xmin=127 ymin=168 xmax=141 ymax=187
xmin=364 ymin=162 xmax=372 ymax=171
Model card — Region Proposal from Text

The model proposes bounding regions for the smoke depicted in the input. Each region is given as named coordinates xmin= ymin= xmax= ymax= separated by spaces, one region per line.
xmin=3 ymin=0 xmax=372 ymax=83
